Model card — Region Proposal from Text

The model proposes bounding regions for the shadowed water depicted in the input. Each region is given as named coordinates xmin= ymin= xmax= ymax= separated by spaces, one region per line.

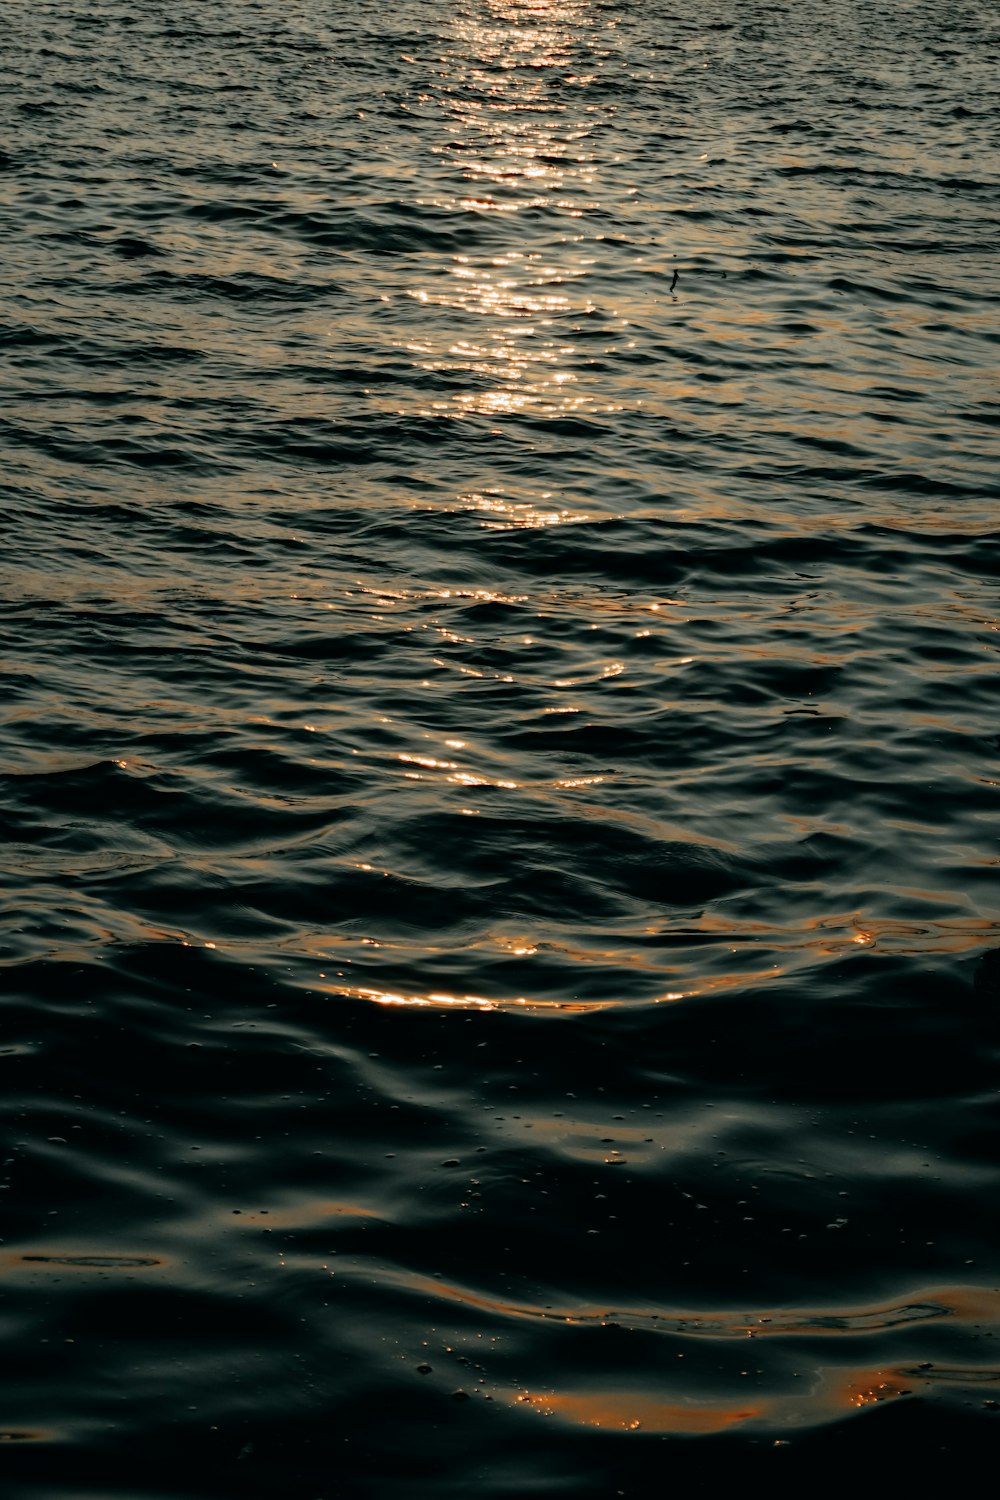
xmin=2 ymin=0 xmax=999 ymax=1494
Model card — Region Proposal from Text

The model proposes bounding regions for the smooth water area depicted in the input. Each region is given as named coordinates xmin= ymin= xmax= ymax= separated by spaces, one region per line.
xmin=2 ymin=0 xmax=999 ymax=1493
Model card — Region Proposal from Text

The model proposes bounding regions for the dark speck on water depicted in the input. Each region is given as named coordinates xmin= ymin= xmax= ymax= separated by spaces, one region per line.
xmin=2 ymin=0 xmax=999 ymax=1495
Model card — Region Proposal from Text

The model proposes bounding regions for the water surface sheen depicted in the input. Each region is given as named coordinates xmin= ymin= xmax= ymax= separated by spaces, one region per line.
xmin=2 ymin=0 xmax=1000 ymax=1492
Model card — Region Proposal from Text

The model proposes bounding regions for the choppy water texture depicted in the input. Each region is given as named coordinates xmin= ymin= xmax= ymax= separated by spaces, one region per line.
xmin=2 ymin=0 xmax=1000 ymax=1493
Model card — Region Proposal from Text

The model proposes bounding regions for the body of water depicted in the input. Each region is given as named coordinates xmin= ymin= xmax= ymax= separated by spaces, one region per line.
xmin=2 ymin=0 xmax=999 ymax=1493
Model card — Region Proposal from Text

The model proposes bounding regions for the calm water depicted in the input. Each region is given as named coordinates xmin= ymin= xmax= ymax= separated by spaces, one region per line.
xmin=2 ymin=0 xmax=999 ymax=1493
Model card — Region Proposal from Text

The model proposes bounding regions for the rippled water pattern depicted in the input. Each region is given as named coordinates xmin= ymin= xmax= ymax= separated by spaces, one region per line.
xmin=2 ymin=0 xmax=999 ymax=1493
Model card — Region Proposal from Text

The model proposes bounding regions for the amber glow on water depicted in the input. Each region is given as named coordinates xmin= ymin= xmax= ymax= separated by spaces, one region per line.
xmin=514 ymin=1387 xmax=765 ymax=1433
xmin=3 ymin=0 xmax=1000 ymax=1487
xmin=394 ymin=0 xmax=626 ymax=422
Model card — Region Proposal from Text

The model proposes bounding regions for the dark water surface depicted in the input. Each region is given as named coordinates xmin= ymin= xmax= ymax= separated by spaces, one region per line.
xmin=2 ymin=0 xmax=1000 ymax=1492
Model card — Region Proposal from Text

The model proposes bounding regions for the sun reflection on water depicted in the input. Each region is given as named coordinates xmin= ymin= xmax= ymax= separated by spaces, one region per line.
xmin=397 ymin=0 xmax=618 ymax=420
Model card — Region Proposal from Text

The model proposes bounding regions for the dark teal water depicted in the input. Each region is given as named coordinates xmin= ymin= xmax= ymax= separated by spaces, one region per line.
xmin=2 ymin=0 xmax=1000 ymax=1493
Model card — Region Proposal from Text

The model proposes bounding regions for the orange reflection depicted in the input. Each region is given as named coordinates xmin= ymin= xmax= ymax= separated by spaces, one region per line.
xmin=380 ymin=1270 xmax=1000 ymax=1346
xmin=460 ymin=488 xmax=592 ymax=531
xmin=841 ymin=1370 xmax=912 ymax=1410
xmin=238 ymin=1199 xmax=381 ymax=1230
xmin=393 ymin=0 xmax=614 ymax=421
xmin=2 ymin=1247 xmax=165 ymax=1273
xmin=362 ymin=1263 xmax=999 ymax=1435
xmin=696 ymin=909 xmax=1000 ymax=961
xmin=514 ymin=1388 xmax=764 ymax=1434
xmin=325 ymin=982 xmax=614 ymax=1013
